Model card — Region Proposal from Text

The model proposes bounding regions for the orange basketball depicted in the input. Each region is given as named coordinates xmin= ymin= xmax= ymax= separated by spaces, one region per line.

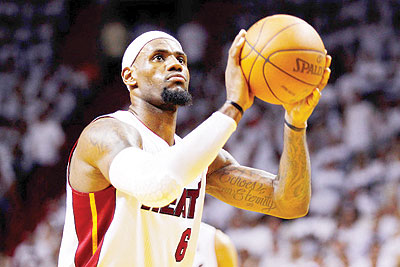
xmin=240 ymin=14 xmax=326 ymax=105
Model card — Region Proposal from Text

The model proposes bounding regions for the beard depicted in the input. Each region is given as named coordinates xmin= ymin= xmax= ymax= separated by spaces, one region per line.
xmin=161 ymin=87 xmax=192 ymax=106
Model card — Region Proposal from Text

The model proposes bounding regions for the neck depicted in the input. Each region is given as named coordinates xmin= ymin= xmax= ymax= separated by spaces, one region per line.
xmin=128 ymin=96 xmax=177 ymax=146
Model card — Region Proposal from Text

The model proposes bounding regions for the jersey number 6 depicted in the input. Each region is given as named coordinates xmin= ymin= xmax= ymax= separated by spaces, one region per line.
xmin=175 ymin=228 xmax=192 ymax=262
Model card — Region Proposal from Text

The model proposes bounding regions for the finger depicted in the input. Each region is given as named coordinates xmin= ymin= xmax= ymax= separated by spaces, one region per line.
xmin=319 ymin=67 xmax=331 ymax=91
xmin=325 ymin=55 xmax=332 ymax=68
xmin=305 ymin=88 xmax=319 ymax=106
xmin=312 ymin=88 xmax=321 ymax=105
xmin=306 ymin=88 xmax=321 ymax=107
xmin=235 ymin=35 xmax=246 ymax=54
xmin=234 ymin=29 xmax=246 ymax=43
xmin=230 ymin=29 xmax=246 ymax=50
xmin=229 ymin=29 xmax=246 ymax=57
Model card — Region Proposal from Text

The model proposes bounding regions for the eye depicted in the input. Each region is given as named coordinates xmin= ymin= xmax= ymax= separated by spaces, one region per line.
xmin=152 ymin=54 xmax=164 ymax=62
xmin=177 ymin=56 xmax=186 ymax=64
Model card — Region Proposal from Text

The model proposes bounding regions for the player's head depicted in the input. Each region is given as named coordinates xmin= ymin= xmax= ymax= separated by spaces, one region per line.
xmin=121 ymin=31 xmax=192 ymax=109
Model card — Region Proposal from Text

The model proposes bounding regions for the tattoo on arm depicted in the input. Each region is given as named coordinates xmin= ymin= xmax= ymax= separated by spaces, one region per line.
xmin=275 ymin=128 xmax=311 ymax=209
xmin=89 ymin=134 xmax=109 ymax=154
xmin=88 ymin=122 xmax=131 ymax=155
xmin=208 ymin=166 xmax=277 ymax=213
xmin=208 ymin=127 xmax=311 ymax=216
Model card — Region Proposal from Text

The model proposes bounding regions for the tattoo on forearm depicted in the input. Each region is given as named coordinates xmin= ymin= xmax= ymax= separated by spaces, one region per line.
xmin=277 ymin=129 xmax=310 ymax=204
xmin=208 ymin=129 xmax=310 ymax=215
xmin=212 ymin=167 xmax=277 ymax=212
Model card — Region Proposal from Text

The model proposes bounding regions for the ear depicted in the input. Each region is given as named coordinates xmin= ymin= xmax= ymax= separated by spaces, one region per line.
xmin=121 ymin=67 xmax=137 ymax=89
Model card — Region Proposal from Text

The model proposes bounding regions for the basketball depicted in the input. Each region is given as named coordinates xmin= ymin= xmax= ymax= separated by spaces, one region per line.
xmin=240 ymin=14 xmax=326 ymax=105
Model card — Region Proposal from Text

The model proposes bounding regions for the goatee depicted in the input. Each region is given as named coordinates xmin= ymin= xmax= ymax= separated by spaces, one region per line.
xmin=161 ymin=88 xmax=192 ymax=106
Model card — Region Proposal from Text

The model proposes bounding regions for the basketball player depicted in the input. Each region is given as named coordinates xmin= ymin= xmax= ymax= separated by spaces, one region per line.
xmin=58 ymin=29 xmax=331 ymax=266
xmin=193 ymin=223 xmax=238 ymax=267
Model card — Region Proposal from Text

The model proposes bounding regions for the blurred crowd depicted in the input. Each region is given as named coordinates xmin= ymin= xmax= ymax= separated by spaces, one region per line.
xmin=1 ymin=0 xmax=400 ymax=266
xmin=0 ymin=0 xmax=88 ymax=196
xmin=0 ymin=0 xmax=90 ymax=261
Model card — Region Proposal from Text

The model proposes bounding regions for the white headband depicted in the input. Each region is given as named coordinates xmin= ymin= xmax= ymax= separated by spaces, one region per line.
xmin=121 ymin=30 xmax=182 ymax=70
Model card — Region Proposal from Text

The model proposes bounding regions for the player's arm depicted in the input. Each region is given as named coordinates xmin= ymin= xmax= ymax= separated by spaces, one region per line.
xmin=72 ymin=115 xmax=234 ymax=208
xmin=72 ymin=108 xmax=241 ymax=208
xmin=91 ymin=30 xmax=252 ymax=208
xmin=206 ymin=129 xmax=310 ymax=219
xmin=206 ymin=54 xmax=331 ymax=219
xmin=215 ymin=229 xmax=238 ymax=267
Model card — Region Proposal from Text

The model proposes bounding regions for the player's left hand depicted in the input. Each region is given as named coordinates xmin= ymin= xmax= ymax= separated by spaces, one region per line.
xmin=283 ymin=53 xmax=331 ymax=128
xmin=225 ymin=29 xmax=254 ymax=113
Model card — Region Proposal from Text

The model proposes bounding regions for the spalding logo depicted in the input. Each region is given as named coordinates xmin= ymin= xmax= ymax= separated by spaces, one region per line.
xmin=293 ymin=57 xmax=323 ymax=76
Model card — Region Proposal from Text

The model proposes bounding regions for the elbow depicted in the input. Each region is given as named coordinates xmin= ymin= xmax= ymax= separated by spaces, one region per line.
xmin=288 ymin=204 xmax=310 ymax=219
xmin=112 ymin=168 xmax=183 ymax=207
xmin=139 ymin=190 xmax=180 ymax=208
xmin=275 ymin=197 xmax=310 ymax=219
xmin=277 ymin=205 xmax=310 ymax=219
xmin=135 ymin=174 xmax=183 ymax=208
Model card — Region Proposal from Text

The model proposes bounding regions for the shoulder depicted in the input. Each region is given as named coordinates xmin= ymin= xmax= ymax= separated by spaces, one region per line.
xmin=81 ymin=117 xmax=143 ymax=151
xmin=74 ymin=116 xmax=143 ymax=172
xmin=69 ymin=116 xmax=144 ymax=191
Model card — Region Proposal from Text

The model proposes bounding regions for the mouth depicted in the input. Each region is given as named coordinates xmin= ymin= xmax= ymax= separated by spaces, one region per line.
xmin=166 ymin=73 xmax=186 ymax=83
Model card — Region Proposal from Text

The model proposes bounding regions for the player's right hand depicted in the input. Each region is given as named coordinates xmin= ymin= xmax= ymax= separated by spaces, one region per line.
xmin=225 ymin=29 xmax=254 ymax=113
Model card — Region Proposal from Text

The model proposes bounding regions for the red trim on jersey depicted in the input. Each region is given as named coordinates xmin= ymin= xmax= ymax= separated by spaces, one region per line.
xmin=67 ymin=116 xmax=117 ymax=266
xmin=72 ymin=186 xmax=116 ymax=266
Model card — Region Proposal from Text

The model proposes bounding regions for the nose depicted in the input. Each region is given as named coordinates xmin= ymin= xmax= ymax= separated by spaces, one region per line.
xmin=166 ymin=56 xmax=183 ymax=72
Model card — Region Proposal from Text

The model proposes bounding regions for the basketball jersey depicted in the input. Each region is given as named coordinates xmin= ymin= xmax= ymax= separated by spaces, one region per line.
xmin=58 ymin=110 xmax=207 ymax=267
xmin=192 ymin=223 xmax=218 ymax=267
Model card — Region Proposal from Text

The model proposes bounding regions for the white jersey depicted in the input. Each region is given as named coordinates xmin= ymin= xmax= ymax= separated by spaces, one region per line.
xmin=193 ymin=223 xmax=218 ymax=267
xmin=58 ymin=110 xmax=207 ymax=267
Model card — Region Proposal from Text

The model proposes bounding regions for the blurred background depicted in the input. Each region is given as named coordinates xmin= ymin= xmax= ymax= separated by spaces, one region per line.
xmin=0 ymin=0 xmax=400 ymax=266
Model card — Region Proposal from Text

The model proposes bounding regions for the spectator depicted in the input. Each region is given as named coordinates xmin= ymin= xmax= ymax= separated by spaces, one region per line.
xmin=22 ymin=105 xmax=65 ymax=167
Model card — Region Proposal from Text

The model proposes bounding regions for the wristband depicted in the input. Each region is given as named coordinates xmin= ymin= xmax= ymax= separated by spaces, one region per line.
xmin=226 ymin=100 xmax=244 ymax=115
xmin=284 ymin=119 xmax=306 ymax=132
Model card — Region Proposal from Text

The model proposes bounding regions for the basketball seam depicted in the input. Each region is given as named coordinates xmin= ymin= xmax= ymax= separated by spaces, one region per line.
xmin=262 ymin=60 xmax=286 ymax=104
xmin=241 ymin=18 xmax=269 ymax=60
xmin=266 ymin=49 xmax=324 ymax=86
xmin=241 ymin=39 xmax=253 ymax=61
xmin=246 ymin=22 xmax=301 ymax=87
xmin=268 ymin=61 xmax=320 ymax=86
